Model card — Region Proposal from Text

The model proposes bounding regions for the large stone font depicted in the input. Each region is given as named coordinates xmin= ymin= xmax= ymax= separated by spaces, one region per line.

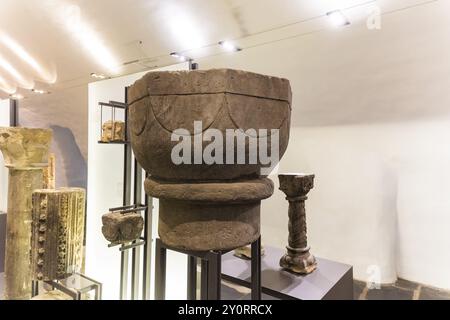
xmin=0 ymin=127 xmax=52 ymax=299
xmin=128 ymin=69 xmax=292 ymax=251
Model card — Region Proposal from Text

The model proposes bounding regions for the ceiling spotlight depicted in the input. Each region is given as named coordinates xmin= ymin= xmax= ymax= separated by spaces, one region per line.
xmin=170 ymin=52 xmax=189 ymax=62
xmin=218 ymin=41 xmax=242 ymax=52
xmin=10 ymin=93 xmax=24 ymax=100
xmin=90 ymin=72 xmax=107 ymax=79
xmin=326 ymin=10 xmax=351 ymax=27
xmin=32 ymin=88 xmax=49 ymax=94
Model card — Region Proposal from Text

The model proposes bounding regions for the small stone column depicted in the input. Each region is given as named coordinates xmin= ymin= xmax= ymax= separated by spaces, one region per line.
xmin=278 ymin=173 xmax=317 ymax=274
xmin=0 ymin=127 xmax=52 ymax=299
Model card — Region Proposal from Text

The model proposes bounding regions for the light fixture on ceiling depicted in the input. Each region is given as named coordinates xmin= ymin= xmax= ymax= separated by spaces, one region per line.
xmin=170 ymin=52 xmax=189 ymax=62
xmin=326 ymin=10 xmax=351 ymax=27
xmin=90 ymin=72 xmax=107 ymax=79
xmin=31 ymin=88 xmax=50 ymax=94
xmin=0 ymin=32 xmax=57 ymax=83
xmin=218 ymin=41 xmax=242 ymax=52
xmin=10 ymin=93 xmax=24 ymax=100
xmin=0 ymin=53 xmax=34 ymax=89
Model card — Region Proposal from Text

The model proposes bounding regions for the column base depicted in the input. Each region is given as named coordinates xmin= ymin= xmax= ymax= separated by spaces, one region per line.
xmin=279 ymin=246 xmax=317 ymax=275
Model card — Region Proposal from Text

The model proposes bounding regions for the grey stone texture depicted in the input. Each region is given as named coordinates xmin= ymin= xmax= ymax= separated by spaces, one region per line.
xmin=128 ymin=69 xmax=291 ymax=181
xmin=128 ymin=69 xmax=292 ymax=251
xmin=101 ymin=211 xmax=144 ymax=244
xmin=278 ymin=174 xmax=317 ymax=274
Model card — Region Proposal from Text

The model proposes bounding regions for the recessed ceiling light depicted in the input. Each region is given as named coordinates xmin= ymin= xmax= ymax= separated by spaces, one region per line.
xmin=326 ymin=10 xmax=351 ymax=27
xmin=218 ymin=41 xmax=242 ymax=52
xmin=31 ymin=88 xmax=50 ymax=94
xmin=170 ymin=52 xmax=189 ymax=62
xmin=10 ymin=93 xmax=24 ymax=100
xmin=90 ymin=72 xmax=107 ymax=79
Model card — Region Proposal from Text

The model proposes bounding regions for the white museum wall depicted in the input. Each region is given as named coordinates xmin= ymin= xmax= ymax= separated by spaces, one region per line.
xmin=0 ymin=99 xmax=10 ymax=213
xmin=198 ymin=1 xmax=450 ymax=288
xmin=86 ymin=62 xmax=189 ymax=299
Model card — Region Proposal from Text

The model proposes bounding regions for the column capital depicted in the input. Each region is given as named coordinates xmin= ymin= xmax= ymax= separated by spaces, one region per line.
xmin=278 ymin=173 xmax=314 ymax=198
xmin=0 ymin=127 xmax=52 ymax=169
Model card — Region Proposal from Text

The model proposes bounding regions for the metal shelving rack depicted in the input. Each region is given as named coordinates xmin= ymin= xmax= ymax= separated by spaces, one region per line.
xmin=98 ymin=87 xmax=153 ymax=300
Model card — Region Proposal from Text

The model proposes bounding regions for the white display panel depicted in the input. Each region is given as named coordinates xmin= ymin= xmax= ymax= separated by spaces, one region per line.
xmin=86 ymin=63 xmax=189 ymax=300
xmin=0 ymin=99 xmax=10 ymax=213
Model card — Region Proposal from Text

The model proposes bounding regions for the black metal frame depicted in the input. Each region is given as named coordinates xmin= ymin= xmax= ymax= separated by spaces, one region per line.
xmin=98 ymin=87 xmax=153 ymax=300
xmin=154 ymin=237 xmax=262 ymax=300
xmin=9 ymin=99 xmax=18 ymax=126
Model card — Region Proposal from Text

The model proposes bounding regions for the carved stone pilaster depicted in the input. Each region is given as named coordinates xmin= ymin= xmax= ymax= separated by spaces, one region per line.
xmin=31 ymin=188 xmax=86 ymax=281
xmin=278 ymin=173 xmax=316 ymax=274
xmin=0 ymin=127 xmax=52 ymax=300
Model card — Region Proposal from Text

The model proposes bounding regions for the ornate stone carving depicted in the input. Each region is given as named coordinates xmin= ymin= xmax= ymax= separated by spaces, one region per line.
xmin=101 ymin=211 xmax=144 ymax=244
xmin=129 ymin=69 xmax=292 ymax=251
xmin=101 ymin=120 xmax=125 ymax=142
xmin=278 ymin=173 xmax=317 ymax=274
xmin=31 ymin=188 xmax=86 ymax=281
xmin=0 ymin=127 xmax=52 ymax=300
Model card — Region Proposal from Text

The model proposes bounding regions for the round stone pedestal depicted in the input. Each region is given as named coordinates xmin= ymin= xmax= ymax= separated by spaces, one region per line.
xmin=145 ymin=177 xmax=274 ymax=251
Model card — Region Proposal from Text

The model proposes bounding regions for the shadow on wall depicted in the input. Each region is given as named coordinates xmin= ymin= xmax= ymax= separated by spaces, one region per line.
xmin=50 ymin=125 xmax=87 ymax=189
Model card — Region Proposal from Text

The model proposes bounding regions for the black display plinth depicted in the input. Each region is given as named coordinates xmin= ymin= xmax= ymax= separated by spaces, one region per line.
xmin=222 ymin=246 xmax=353 ymax=300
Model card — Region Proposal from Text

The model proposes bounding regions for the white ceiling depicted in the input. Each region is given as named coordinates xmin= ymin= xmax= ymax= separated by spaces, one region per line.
xmin=0 ymin=0 xmax=436 ymax=99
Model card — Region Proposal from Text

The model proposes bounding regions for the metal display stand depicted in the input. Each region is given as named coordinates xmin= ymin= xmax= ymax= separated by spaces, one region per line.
xmin=98 ymin=87 xmax=153 ymax=300
xmin=154 ymin=237 xmax=262 ymax=300
xmin=44 ymin=273 xmax=102 ymax=300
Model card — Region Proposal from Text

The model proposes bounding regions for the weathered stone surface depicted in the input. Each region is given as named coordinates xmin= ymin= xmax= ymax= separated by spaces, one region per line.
xmin=42 ymin=153 xmax=56 ymax=189
xmin=278 ymin=174 xmax=317 ymax=275
xmin=128 ymin=69 xmax=292 ymax=251
xmin=0 ymin=127 xmax=52 ymax=169
xmin=101 ymin=120 xmax=125 ymax=142
xmin=0 ymin=127 xmax=52 ymax=300
xmin=145 ymin=177 xmax=274 ymax=202
xmin=31 ymin=188 xmax=86 ymax=281
xmin=101 ymin=211 xmax=144 ymax=244
xmin=31 ymin=290 xmax=72 ymax=300
xmin=128 ymin=68 xmax=291 ymax=181
xmin=234 ymin=244 xmax=265 ymax=259
xmin=147 ymin=177 xmax=273 ymax=251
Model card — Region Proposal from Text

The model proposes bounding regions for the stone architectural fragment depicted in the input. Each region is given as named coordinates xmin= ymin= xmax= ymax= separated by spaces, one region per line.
xmin=101 ymin=211 xmax=144 ymax=244
xmin=43 ymin=153 xmax=56 ymax=189
xmin=234 ymin=244 xmax=265 ymax=259
xmin=31 ymin=188 xmax=86 ymax=281
xmin=129 ymin=69 xmax=292 ymax=251
xmin=278 ymin=174 xmax=317 ymax=274
xmin=0 ymin=127 xmax=52 ymax=300
xmin=101 ymin=120 xmax=125 ymax=142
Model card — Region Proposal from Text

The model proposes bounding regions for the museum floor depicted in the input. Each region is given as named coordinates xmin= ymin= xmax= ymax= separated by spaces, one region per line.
xmin=1 ymin=272 xmax=449 ymax=300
